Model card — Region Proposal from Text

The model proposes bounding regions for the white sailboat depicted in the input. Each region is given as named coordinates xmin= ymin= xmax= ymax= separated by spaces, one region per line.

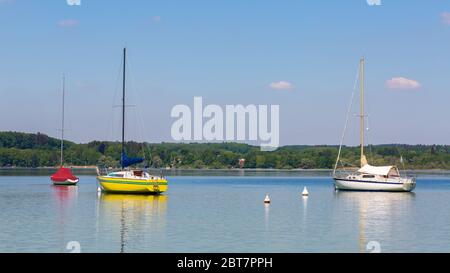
xmin=333 ymin=58 xmax=416 ymax=192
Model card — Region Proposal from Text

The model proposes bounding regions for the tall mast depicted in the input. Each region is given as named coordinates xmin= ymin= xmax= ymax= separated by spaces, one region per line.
xmin=121 ymin=48 xmax=126 ymax=169
xmin=61 ymin=74 xmax=65 ymax=167
xmin=360 ymin=58 xmax=366 ymax=167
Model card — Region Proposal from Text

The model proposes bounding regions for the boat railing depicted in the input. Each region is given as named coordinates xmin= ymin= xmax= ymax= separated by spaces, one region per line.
xmin=96 ymin=166 xmax=110 ymax=176
xmin=403 ymin=173 xmax=417 ymax=182
xmin=333 ymin=169 xmax=356 ymax=179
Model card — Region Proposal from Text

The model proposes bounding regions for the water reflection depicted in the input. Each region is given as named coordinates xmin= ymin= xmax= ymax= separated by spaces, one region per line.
xmin=264 ymin=203 xmax=270 ymax=230
xmin=97 ymin=194 xmax=167 ymax=253
xmin=335 ymin=191 xmax=415 ymax=252
xmin=302 ymin=196 xmax=308 ymax=220
xmin=52 ymin=186 xmax=78 ymax=251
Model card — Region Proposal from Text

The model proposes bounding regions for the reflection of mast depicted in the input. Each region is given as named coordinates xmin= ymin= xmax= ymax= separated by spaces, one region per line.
xmin=120 ymin=200 xmax=126 ymax=253
xmin=358 ymin=198 xmax=367 ymax=253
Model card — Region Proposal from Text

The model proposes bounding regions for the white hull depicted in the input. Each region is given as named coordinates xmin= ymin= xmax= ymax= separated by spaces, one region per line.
xmin=52 ymin=178 xmax=79 ymax=186
xmin=334 ymin=178 xmax=416 ymax=192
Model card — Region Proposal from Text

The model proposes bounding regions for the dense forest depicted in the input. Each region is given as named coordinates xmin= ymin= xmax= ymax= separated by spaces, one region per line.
xmin=1 ymin=131 xmax=449 ymax=170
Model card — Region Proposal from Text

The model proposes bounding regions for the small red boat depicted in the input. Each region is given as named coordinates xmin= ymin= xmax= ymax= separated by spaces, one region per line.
xmin=51 ymin=167 xmax=79 ymax=186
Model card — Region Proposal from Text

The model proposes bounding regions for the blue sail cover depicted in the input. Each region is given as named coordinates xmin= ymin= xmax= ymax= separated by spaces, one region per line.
xmin=121 ymin=152 xmax=144 ymax=168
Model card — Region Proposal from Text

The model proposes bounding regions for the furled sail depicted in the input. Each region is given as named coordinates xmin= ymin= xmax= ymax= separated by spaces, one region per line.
xmin=121 ymin=152 xmax=144 ymax=168
xmin=358 ymin=164 xmax=399 ymax=177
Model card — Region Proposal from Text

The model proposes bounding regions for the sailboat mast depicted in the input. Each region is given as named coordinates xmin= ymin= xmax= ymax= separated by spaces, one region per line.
xmin=61 ymin=74 xmax=65 ymax=167
xmin=360 ymin=58 xmax=365 ymax=167
xmin=122 ymin=48 xmax=126 ymax=169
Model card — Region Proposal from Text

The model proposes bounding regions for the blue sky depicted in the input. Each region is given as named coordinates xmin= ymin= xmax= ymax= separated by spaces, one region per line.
xmin=0 ymin=0 xmax=449 ymax=145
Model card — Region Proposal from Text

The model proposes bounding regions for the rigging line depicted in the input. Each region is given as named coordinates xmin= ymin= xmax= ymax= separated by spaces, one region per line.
xmin=108 ymin=56 xmax=125 ymax=143
xmin=61 ymin=74 xmax=65 ymax=166
xmin=136 ymin=105 xmax=150 ymax=159
xmin=137 ymin=107 xmax=154 ymax=163
xmin=127 ymin=52 xmax=145 ymax=134
xmin=125 ymin=52 xmax=141 ymax=151
xmin=129 ymin=106 xmax=147 ymax=160
xmin=395 ymin=145 xmax=407 ymax=177
xmin=124 ymin=50 xmax=150 ymax=160
xmin=366 ymin=115 xmax=374 ymax=164
xmin=363 ymin=77 xmax=373 ymax=164
xmin=334 ymin=67 xmax=359 ymax=176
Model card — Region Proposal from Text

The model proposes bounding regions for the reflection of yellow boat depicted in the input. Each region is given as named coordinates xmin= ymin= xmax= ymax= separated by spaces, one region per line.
xmin=100 ymin=192 xmax=168 ymax=204
xmin=98 ymin=193 xmax=168 ymax=253
xmin=99 ymin=193 xmax=168 ymax=216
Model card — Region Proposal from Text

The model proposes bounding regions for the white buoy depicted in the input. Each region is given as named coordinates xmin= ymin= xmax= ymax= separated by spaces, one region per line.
xmin=264 ymin=194 xmax=271 ymax=204
xmin=97 ymin=187 xmax=102 ymax=192
xmin=302 ymin=187 xmax=309 ymax=196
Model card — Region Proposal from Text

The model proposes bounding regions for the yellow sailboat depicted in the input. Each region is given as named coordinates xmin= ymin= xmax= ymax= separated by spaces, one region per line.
xmin=97 ymin=48 xmax=168 ymax=194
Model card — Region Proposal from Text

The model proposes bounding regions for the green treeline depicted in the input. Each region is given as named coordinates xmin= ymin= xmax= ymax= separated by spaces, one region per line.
xmin=1 ymin=131 xmax=449 ymax=169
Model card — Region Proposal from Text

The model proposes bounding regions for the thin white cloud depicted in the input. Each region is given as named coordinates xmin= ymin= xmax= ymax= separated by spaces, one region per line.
xmin=270 ymin=81 xmax=294 ymax=90
xmin=386 ymin=77 xmax=421 ymax=90
xmin=366 ymin=0 xmax=381 ymax=6
xmin=58 ymin=19 xmax=79 ymax=28
xmin=441 ymin=12 xmax=450 ymax=25
xmin=152 ymin=16 xmax=161 ymax=22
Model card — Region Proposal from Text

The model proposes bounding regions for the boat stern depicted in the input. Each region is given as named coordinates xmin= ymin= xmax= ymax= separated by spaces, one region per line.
xmin=402 ymin=177 xmax=416 ymax=192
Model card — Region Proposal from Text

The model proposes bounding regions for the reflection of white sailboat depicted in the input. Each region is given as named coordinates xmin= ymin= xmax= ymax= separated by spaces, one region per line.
xmin=335 ymin=191 xmax=415 ymax=252
xmin=333 ymin=58 xmax=416 ymax=192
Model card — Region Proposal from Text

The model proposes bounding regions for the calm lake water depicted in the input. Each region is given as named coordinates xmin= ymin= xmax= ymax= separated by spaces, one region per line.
xmin=1 ymin=171 xmax=450 ymax=253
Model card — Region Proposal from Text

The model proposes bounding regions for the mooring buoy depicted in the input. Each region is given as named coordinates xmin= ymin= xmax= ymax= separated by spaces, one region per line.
xmin=302 ymin=187 xmax=309 ymax=196
xmin=264 ymin=194 xmax=271 ymax=204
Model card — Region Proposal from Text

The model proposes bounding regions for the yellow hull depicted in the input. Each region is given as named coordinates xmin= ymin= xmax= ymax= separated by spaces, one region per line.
xmin=98 ymin=176 xmax=168 ymax=194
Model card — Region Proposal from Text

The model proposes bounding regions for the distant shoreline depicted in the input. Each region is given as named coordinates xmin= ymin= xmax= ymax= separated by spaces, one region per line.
xmin=2 ymin=132 xmax=450 ymax=170
xmin=1 ymin=167 xmax=450 ymax=174
xmin=0 ymin=166 xmax=450 ymax=173
xmin=0 ymin=166 xmax=98 ymax=170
